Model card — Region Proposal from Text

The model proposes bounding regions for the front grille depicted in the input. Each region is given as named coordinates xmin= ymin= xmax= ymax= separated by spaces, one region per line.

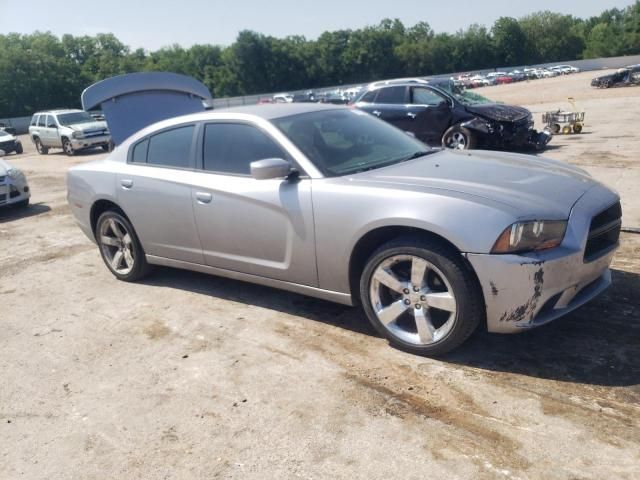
xmin=0 ymin=140 xmax=15 ymax=151
xmin=0 ymin=175 xmax=5 ymax=183
xmin=584 ymin=202 xmax=622 ymax=262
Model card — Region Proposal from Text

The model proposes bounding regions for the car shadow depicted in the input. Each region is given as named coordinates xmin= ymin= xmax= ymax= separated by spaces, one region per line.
xmin=443 ymin=268 xmax=640 ymax=387
xmin=141 ymin=266 xmax=639 ymax=387
xmin=0 ymin=202 xmax=51 ymax=222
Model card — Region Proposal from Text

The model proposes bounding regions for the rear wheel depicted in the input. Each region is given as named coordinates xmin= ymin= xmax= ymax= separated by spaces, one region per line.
xmin=551 ymin=123 xmax=561 ymax=134
xmin=96 ymin=211 xmax=151 ymax=282
xmin=572 ymin=123 xmax=583 ymax=134
xmin=360 ymin=236 xmax=483 ymax=356
xmin=34 ymin=137 xmax=48 ymax=155
xmin=15 ymin=143 xmax=23 ymax=154
xmin=442 ymin=125 xmax=476 ymax=150
xmin=562 ymin=125 xmax=572 ymax=135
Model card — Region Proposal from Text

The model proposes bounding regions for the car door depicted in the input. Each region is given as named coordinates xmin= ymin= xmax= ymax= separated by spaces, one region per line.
xmin=116 ymin=123 xmax=204 ymax=264
xmin=190 ymin=121 xmax=318 ymax=287
xmin=35 ymin=115 xmax=52 ymax=146
xmin=407 ymin=87 xmax=453 ymax=144
xmin=44 ymin=115 xmax=62 ymax=147
xmin=357 ymin=86 xmax=411 ymax=130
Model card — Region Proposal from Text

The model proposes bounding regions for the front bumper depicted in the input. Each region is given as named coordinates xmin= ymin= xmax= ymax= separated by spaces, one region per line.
xmin=70 ymin=134 xmax=110 ymax=150
xmin=0 ymin=174 xmax=30 ymax=207
xmin=466 ymin=184 xmax=620 ymax=334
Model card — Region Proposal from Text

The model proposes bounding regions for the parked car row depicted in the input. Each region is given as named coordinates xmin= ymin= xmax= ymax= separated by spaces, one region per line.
xmin=454 ymin=65 xmax=580 ymax=89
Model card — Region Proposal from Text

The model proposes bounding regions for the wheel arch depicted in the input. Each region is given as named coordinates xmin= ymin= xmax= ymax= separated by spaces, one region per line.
xmin=348 ymin=225 xmax=482 ymax=306
xmin=90 ymin=198 xmax=130 ymax=239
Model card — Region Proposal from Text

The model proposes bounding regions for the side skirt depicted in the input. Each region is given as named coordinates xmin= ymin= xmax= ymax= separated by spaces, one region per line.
xmin=146 ymin=255 xmax=355 ymax=306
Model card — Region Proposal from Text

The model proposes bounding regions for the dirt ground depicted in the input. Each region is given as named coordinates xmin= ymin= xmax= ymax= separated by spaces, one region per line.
xmin=1 ymin=71 xmax=639 ymax=480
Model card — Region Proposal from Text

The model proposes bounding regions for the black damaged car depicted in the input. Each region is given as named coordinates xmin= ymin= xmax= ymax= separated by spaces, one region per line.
xmin=352 ymin=82 xmax=551 ymax=151
xmin=591 ymin=65 xmax=640 ymax=88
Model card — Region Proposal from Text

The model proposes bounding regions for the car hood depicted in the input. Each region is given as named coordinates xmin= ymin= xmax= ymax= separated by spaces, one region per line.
xmin=347 ymin=149 xmax=598 ymax=219
xmin=464 ymin=103 xmax=530 ymax=122
xmin=66 ymin=121 xmax=109 ymax=133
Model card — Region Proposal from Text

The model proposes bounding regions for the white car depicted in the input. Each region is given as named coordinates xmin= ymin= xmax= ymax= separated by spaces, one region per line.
xmin=28 ymin=109 xmax=111 ymax=156
xmin=0 ymin=150 xmax=30 ymax=208
xmin=272 ymin=93 xmax=294 ymax=103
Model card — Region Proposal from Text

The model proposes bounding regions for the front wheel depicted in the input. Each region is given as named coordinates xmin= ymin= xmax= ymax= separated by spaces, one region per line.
xmin=96 ymin=211 xmax=151 ymax=282
xmin=442 ymin=125 xmax=477 ymax=150
xmin=62 ymin=138 xmax=75 ymax=156
xmin=360 ymin=236 xmax=484 ymax=356
xmin=15 ymin=143 xmax=23 ymax=154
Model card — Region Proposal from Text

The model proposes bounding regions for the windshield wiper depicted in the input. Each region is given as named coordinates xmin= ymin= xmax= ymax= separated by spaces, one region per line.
xmin=400 ymin=150 xmax=432 ymax=162
xmin=343 ymin=150 xmax=433 ymax=175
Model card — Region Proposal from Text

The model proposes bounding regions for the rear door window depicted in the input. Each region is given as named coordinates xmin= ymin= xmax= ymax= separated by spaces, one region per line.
xmin=375 ymin=87 xmax=407 ymax=104
xmin=146 ymin=125 xmax=195 ymax=169
xmin=131 ymin=139 xmax=149 ymax=163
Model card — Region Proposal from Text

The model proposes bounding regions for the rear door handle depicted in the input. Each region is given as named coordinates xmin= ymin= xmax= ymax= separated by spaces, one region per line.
xmin=407 ymin=112 xmax=417 ymax=119
xmin=372 ymin=110 xmax=381 ymax=117
xmin=196 ymin=192 xmax=212 ymax=204
xmin=120 ymin=179 xmax=133 ymax=189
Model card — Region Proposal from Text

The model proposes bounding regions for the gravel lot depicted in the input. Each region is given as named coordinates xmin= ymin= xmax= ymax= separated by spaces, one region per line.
xmin=1 ymin=71 xmax=639 ymax=480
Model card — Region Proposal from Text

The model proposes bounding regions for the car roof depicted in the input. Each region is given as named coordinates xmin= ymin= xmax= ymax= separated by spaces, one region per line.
xmin=216 ymin=103 xmax=344 ymax=120
xmin=33 ymin=109 xmax=84 ymax=116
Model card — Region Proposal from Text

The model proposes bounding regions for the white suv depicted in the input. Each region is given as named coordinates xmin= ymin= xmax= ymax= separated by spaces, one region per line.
xmin=28 ymin=109 xmax=111 ymax=156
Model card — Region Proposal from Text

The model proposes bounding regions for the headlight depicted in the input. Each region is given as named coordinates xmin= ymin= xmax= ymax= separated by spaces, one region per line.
xmin=491 ymin=220 xmax=567 ymax=254
xmin=71 ymin=131 xmax=85 ymax=139
xmin=6 ymin=168 xmax=24 ymax=180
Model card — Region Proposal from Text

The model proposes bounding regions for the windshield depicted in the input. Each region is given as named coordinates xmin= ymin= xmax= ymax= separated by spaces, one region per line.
xmin=429 ymin=80 xmax=493 ymax=105
xmin=272 ymin=109 xmax=434 ymax=177
xmin=57 ymin=112 xmax=94 ymax=126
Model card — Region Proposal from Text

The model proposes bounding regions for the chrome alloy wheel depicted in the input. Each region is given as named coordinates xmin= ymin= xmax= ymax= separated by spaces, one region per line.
xmin=99 ymin=218 xmax=135 ymax=275
xmin=369 ymin=255 xmax=457 ymax=345
xmin=446 ymin=132 xmax=467 ymax=149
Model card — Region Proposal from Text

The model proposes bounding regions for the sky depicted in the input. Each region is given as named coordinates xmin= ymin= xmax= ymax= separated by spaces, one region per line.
xmin=0 ymin=0 xmax=636 ymax=51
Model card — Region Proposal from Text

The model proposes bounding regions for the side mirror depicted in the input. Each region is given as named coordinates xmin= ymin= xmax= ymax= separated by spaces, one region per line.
xmin=250 ymin=158 xmax=293 ymax=180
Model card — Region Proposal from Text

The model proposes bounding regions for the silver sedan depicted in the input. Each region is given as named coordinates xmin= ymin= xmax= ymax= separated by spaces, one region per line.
xmin=67 ymin=104 xmax=621 ymax=355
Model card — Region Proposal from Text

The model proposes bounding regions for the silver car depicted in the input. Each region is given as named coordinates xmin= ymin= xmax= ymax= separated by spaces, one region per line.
xmin=67 ymin=104 xmax=621 ymax=355
xmin=0 ymin=150 xmax=30 ymax=208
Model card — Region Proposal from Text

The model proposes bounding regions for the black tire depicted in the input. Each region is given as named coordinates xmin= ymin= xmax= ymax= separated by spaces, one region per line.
xmin=551 ymin=123 xmax=561 ymax=134
xmin=15 ymin=143 xmax=23 ymax=154
xmin=442 ymin=125 xmax=477 ymax=150
xmin=34 ymin=137 xmax=49 ymax=155
xmin=13 ymin=198 xmax=29 ymax=209
xmin=101 ymin=144 xmax=110 ymax=152
xmin=359 ymin=236 xmax=484 ymax=356
xmin=96 ymin=210 xmax=152 ymax=282
xmin=62 ymin=137 xmax=75 ymax=156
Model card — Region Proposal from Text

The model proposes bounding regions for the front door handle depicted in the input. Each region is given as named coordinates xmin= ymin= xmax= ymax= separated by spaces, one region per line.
xmin=120 ymin=179 xmax=133 ymax=189
xmin=372 ymin=110 xmax=381 ymax=117
xmin=196 ymin=192 xmax=212 ymax=204
xmin=407 ymin=112 xmax=417 ymax=119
